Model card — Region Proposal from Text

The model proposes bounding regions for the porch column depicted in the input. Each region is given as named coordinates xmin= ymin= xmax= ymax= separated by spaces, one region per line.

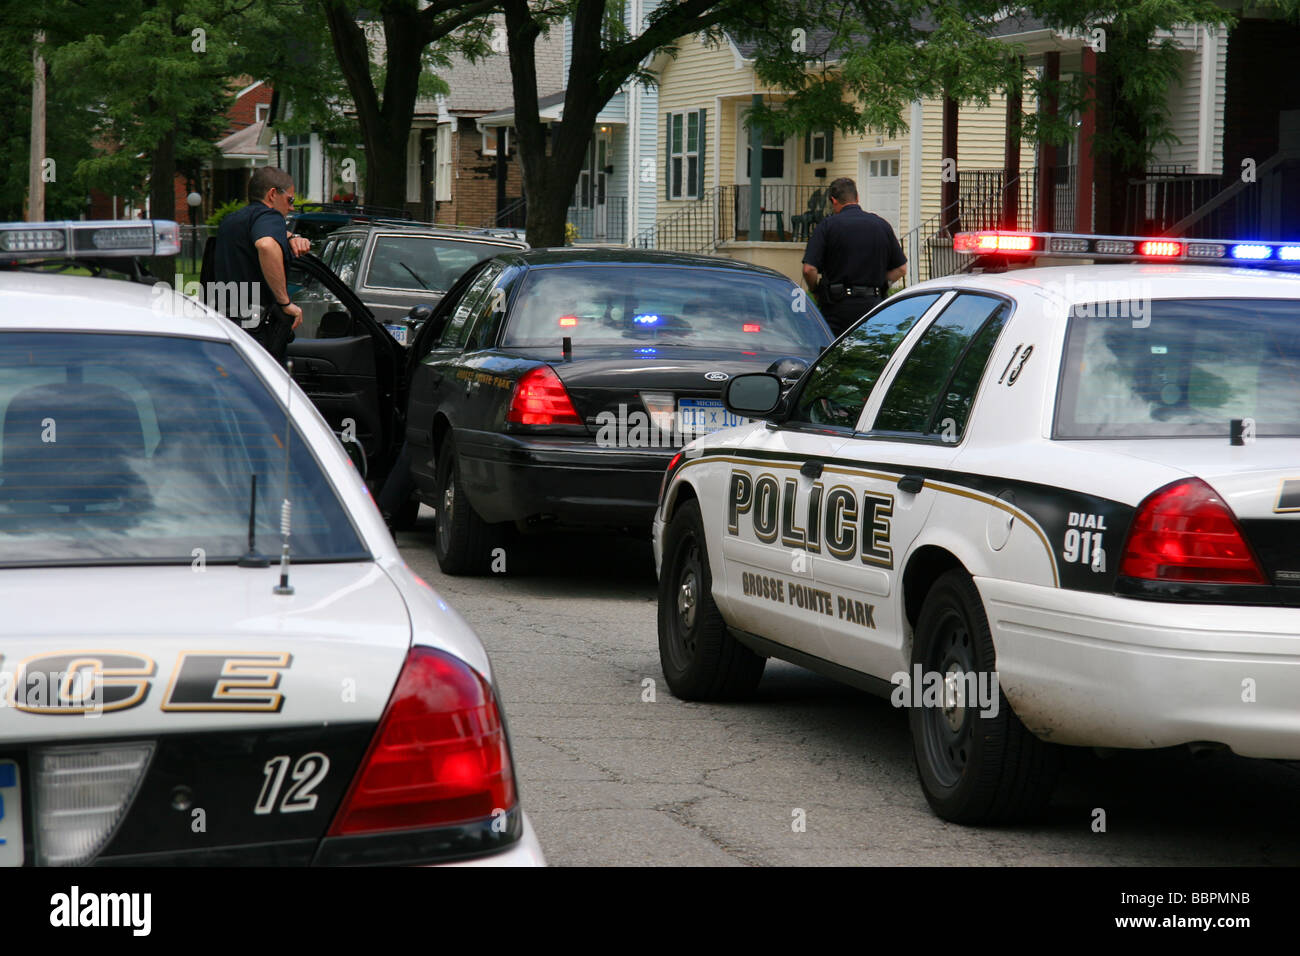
xmin=1003 ymin=57 xmax=1023 ymax=230
xmin=1076 ymin=47 xmax=1097 ymax=233
xmin=1035 ymin=51 xmax=1060 ymax=231
xmin=749 ymin=94 xmax=763 ymax=240
xmin=942 ymin=92 xmax=958 ymax=233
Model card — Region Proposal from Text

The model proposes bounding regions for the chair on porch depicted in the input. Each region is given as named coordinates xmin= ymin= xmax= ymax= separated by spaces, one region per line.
xmin=791 ymin=188 xmax=827 ymax=240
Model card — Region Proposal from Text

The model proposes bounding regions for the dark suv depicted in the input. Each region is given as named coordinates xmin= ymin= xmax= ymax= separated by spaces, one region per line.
xmin=299 ymin=223 xmax=527 ymax=343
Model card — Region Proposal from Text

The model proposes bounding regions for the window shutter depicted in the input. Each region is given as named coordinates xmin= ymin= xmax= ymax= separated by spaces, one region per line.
xmin=804 ymin=133 xmax=811 ymax=164
xmin=665 ymin=113 xmax=671 ymax=201
xmin=824 ymin=128 xmax=834 ymax=162
xmin=696 ymin=108 xmax=707 ymax=199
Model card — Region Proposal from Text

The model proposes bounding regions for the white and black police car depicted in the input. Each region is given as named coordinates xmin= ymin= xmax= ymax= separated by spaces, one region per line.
xmin=0 ymin=220 xmax=543 ymax=865
xmin=654 ymin=229 xmax=1300 ymax=824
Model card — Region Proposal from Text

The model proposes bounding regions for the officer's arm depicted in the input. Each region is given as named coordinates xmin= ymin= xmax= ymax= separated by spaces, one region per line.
xmin=255 ymin=236 xmax=291 ymax=306
xmin=886 ymin=263 xmax=906 ymax=283
xmin=802 ymin=263 xmax=820 ymax=290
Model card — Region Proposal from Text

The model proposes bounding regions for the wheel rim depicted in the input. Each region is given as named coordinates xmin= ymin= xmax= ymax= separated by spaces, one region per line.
xmin=920 ymin=606 xmax=977 ymax=790
xmin=437 ymin=469 xmax=454 ymax=554
xmin=665 ymin=534 xmax=702 ymax=671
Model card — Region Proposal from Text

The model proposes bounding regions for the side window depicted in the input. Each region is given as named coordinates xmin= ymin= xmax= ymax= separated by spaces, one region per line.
xmin=439 ymin=262 xmax=504 ymax=350
xmin=463 ymin=266 xmax=522 ymax=352
xmin=288 ymin=260 xmax=359 ymax=340
xmin=334 ymin=236 xmax=365 ymax=287
xmin=788 ymin=294 xmax=941 ymax=429
xmin=319 ymin=237 xmax=340 ymax=271
xmin=871 ymin=293 xmax=1010 ymax=440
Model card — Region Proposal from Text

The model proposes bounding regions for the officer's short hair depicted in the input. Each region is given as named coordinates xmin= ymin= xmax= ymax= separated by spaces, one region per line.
xmin=248 ymin=167 xmax=295 ymax=202
xmin=829 ymin=177 xmax=858 ymax=204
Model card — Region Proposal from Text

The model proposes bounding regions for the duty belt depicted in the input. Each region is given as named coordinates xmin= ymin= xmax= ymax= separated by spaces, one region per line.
xmin=844 ymin=285 xmax=879 ymax=297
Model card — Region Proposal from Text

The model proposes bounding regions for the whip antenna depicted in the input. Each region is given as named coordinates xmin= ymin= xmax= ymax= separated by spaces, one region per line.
xmin=274 ymin=359 xmax=295 ymax=596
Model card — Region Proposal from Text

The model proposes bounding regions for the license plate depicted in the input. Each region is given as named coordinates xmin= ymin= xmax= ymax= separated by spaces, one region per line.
xmin=383 ymin=323 xmax=408 ymax=346
xmin=678 ymin=398 xmax=748 ymax=435
xmin=0 ymin=761 xmax=22 ymax=867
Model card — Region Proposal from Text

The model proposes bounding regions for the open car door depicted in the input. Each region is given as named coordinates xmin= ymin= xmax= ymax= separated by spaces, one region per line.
xmin=285 ymin=253 xmax=407 ymax=485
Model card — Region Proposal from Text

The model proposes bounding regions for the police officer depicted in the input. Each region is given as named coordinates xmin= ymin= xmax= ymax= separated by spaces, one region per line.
xmin=801 ymin=177 xmax=906 ymax=337
xmin=209 ymin=166 xmax=310 ymax=361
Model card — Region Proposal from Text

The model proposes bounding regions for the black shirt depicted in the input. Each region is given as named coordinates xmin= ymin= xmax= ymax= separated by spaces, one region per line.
xmin=210 ymin=202 xmax=291 ymax=318
xmin=802 ymin=204 xmax=906 ymax=290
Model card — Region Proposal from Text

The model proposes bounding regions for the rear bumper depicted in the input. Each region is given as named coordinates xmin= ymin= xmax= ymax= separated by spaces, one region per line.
xmin=454 ymin=427 xmax=677 ymax=527
xmin=443 ymin=813 xmax=545 ymax=867
xmin=979 ymin=576 xmax=1300 ymax=758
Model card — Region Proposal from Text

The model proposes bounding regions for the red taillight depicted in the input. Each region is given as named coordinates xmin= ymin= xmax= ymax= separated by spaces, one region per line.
xmin=507 ymin=365 xmax=582 ymax=426
xmin=743 ymin=323 xmax=761 ymax=333
xmin=1119 ymin=479 xmax=1267 ymax=585
xmin=328 ymin=647 xmax=516 ymax=835
xmin=1139 ymin=240 xmax=1183 ymax=257
xmin=659 ymin=451 xmax=684 ymax=506
xmin=558 ymin=316 xmax=578 ymax=327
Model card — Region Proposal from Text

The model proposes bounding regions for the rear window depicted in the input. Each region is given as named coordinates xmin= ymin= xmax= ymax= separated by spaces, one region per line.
xmin=364 ymin=235 xmax=510 ymax=292
xmin=0 ymin=332 xmax=367 ymax=566
xmin=1055 ymin=298 xmax=1300 ymax=438
xmin=502 ymin=265 xmax=831 ymax=351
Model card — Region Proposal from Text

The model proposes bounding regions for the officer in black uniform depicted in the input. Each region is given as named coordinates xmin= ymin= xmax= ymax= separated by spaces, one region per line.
xmin=801 ymin=177 xmax=906 ymax=337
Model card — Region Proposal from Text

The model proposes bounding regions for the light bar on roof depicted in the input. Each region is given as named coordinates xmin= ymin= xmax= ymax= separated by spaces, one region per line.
xmin=952 ymin=230 xmax=1300 ymax=269
xmin=0 ymin=220 xmax=181 ymax=261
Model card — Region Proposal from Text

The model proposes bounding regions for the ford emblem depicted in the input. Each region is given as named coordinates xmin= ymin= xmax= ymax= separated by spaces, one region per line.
xmin=705 ymin=371 xmax=730 ymax=382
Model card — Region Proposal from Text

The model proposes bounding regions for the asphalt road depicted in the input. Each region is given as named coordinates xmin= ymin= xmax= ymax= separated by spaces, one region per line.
xmin=397 ymin=509 xmax=1300 ymax=867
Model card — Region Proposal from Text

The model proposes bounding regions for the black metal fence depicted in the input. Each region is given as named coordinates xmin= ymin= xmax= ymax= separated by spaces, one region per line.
xmin=630 ymin=187 xmax=721 ymax=253
xmin=717 ymin=184 xmax=832 ymax=243
xmin=1123 ymin=174 xmax=1227 ymax=235
xmin=566 ymin=196 xmax=628 ymax=243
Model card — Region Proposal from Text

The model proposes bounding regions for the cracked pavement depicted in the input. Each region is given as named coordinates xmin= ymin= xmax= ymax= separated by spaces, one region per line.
xmin=397 ymin=512 xmax=1300 ymax=867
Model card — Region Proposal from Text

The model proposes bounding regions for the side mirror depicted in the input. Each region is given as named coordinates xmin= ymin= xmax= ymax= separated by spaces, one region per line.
xmin=406 ymin=303 xmax=434 ymax=331
xmin=723 ymin=373 xmax=783 ymax=419
xmin=765 ymin=356 xmax=809 ymax=388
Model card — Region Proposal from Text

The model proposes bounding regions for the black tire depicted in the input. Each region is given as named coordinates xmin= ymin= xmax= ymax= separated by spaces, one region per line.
xmin=908 ymin=569 xmax=1061 ymax=824
xmin=658 ymin=499 xmax=765 ymax=700
xmin=432 ymin=437 xmax=497 ymax=575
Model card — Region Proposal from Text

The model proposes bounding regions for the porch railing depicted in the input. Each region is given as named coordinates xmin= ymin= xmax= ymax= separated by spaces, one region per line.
xmin=630 ymin=187 xmax=722 ymax=253
xmin=718 ymin=184 xmax=832 ymax=243
xmin=566 ymin=196 xmax=628 ymax=243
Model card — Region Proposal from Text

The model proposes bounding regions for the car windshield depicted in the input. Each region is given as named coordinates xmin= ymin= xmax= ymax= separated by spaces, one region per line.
xmin=365 ymin=235 xmax=511 ymax=291
xmin=1055 ymin=298 xmax=1300 ymax=438
xmin=0 ymin=332 xmax=368 ymax=566
xmin=502 ymin=265 xmax=830 ymax=351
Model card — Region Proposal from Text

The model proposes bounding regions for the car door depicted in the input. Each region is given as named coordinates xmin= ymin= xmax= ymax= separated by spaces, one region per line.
xmin=404 ymin=260 xmax=505 ymax=496
xmin=284 ymin=253 xmax=405 ymax=479
xmin=819 ymin=292 xmax=1013 ymax=678
xmin=717 ymin=292 xmax=947 ymax=661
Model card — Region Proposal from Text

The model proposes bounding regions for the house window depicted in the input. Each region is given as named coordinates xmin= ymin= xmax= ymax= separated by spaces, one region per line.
xmin=255 ymin=103 xmax=269 ymax=124
xmin=811 ymin=130 xmax=826 ymax=162
xmin=668 ymin=110 xmax=702 ymax=200
xmin=744 ymin=126 xmax=785 ymax=179
xmin=286 ymin=134 xmax=310 ymax=196
xmin=435 ymin=123 xmax=452 ymax=202
xmin=482 ymin=127 xmax=509 ymax=157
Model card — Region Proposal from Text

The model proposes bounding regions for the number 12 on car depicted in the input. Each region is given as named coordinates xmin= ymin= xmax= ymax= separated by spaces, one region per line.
xmin=254 ymin=752 xmax=330 ymax=815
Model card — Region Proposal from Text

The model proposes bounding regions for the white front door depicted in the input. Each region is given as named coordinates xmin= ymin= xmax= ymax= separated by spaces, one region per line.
xmin=860 ymin=151 xmax=902 ymax=234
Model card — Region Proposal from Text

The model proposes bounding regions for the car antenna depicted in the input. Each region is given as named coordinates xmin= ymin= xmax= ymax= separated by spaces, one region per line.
xmin=237 ymin=473 xmax=270 ymax=568
xmin=562 ymin=335 xmax=572 ymax=362
xmin=274 ymin=360 xmax=295 ymax=596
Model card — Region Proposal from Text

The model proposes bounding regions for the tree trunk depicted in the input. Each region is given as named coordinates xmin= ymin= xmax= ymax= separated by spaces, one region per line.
xmin=149 ymin=119 xmax=176 ymax=279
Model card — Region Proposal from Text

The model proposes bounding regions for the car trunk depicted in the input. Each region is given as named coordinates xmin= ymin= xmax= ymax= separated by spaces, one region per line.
xmin=501 ymin=344 xmax=804 ymax=437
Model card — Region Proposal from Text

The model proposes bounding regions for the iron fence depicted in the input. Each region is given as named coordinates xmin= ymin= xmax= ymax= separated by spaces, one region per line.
xmin=718 ymin=184 xmax=832 ymax=243
xmin=566 ymin=196 xmax=628 ymax=243
xmin=630 ymin=187 xmax=722 ymax=253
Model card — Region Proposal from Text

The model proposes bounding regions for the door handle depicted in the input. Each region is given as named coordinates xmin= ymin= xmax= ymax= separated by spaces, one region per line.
xmin=897 ymin=474 xmax=924 ymax=494
xmin=800 ymin=460 xmax=823 ymax=480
